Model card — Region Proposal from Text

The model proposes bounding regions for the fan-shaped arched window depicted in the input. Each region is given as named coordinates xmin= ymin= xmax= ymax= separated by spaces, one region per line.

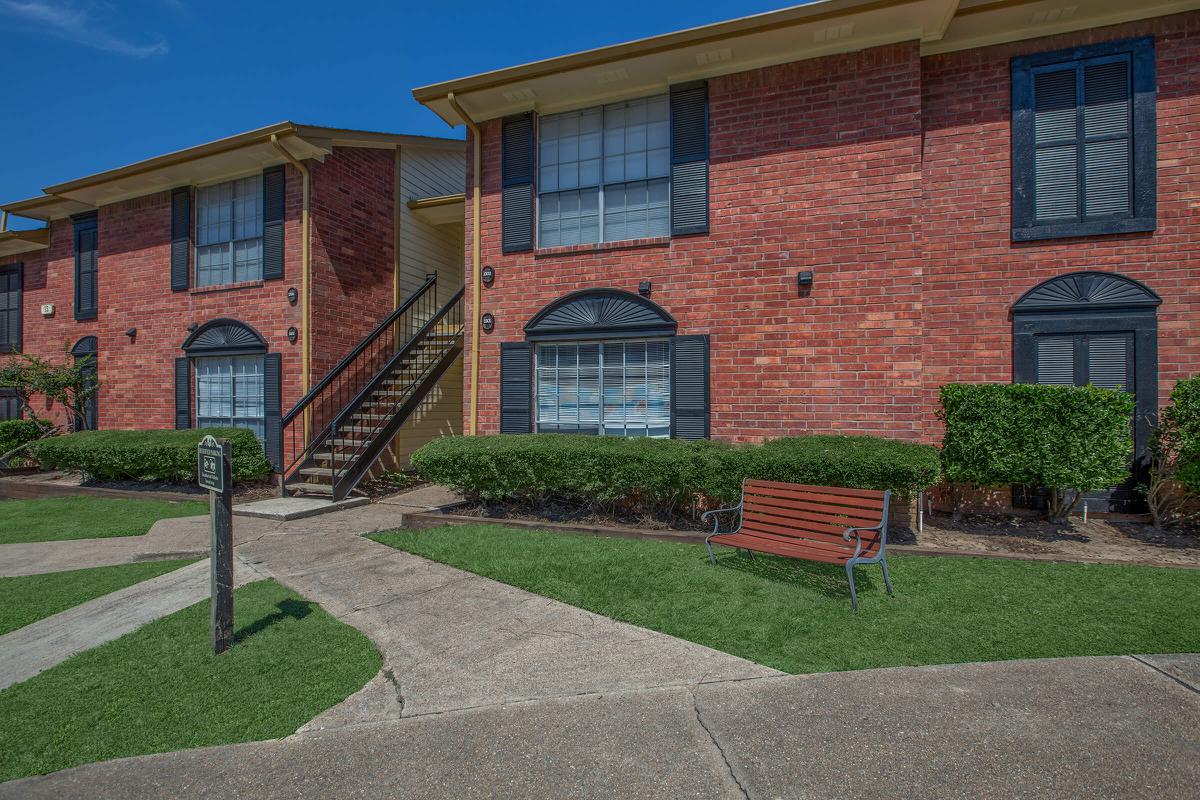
xmin=1012 ymin=271 xmax=1159 ymax=512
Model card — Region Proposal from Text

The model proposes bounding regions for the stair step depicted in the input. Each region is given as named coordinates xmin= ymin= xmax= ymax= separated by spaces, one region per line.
xmin=331 ymin=438 xmax=373 ymax=447
xmin=299 ymin=467 xmax=336 ymax=477
xmin=287 ymin=482 xmax=334 ymax=496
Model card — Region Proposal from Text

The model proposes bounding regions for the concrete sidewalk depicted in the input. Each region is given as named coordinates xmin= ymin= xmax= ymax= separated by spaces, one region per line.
xmin=3 ymin=654 xmax=1197 ymax=799
xmin=0 ymin=556 xmax=265 ymax=690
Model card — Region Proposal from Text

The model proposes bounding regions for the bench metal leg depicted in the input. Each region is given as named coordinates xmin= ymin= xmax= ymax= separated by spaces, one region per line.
xmin=881 ymin=557 xmax=893 ymax=595
xmin=705 ymin=539 xmax=716 ymax=565
xmin=845 ymin=562 xmax=858 ymax=611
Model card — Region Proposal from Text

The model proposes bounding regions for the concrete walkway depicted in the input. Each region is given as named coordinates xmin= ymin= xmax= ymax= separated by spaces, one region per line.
xmin=2 ymin=495 xmax=1197 ymax=798
xmin=0 ymin=556 xmax=266 ymax=690
xmin=3 ymin=654 xmax=1197 ymax=799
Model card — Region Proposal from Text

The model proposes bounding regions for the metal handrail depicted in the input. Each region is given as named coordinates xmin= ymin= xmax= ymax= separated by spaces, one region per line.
xmin=281 ymin=273 xmax=437 ymax=428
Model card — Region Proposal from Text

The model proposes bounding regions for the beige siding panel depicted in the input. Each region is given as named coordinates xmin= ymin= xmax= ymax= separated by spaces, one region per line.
xmin=391 ymin=354 xmax=464 ymax=466
xmin=398 ymin=145 xmax=465 ymax=307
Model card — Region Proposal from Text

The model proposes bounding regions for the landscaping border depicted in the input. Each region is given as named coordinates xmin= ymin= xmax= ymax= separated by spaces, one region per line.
xmin=402 ymin=510 xmax=1200 ymax=571
xmin=0 ymin=477 xmax=199 ymax=503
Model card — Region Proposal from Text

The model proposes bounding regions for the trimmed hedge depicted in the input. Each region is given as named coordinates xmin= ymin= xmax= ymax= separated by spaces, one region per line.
xmin=1158 ymin=375 xmax=1200 ymax=495
xmin=0 ymin=419 xmax=44 ymax=458
xmin=31 ymin=429 xmax=272 ymax=483
xmin=938 ymin=383 xmax=1135 ymax=518
xmin=411 ymin=433 xmax=940 ymax=513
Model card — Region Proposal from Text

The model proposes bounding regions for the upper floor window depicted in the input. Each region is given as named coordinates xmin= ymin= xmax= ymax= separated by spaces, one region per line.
xmin=73 ymin=213 xmax=98 ymax=320
xmin=538 ymin=95 xmax=670 ymax=248
xmin=1011 ymin=37 xmax=1156 ymax=242
xmin=195 ymin=175 xmax=263 ymax=286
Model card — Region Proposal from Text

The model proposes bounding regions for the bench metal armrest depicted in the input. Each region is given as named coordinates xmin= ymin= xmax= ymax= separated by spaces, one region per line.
xmin=701 ymin=504 xmax=742 ymax=536
xmin=842 ymin=522 xmax=885 ymax=558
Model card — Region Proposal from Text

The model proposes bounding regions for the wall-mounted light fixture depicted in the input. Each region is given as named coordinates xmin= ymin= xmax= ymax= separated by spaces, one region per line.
xmin=481 ymin=265 xmax=495 ymax=287
xmin=287 ymin=326 xmax=298 ymax=344
xmin=287 ymin=287 xmax=298 ymax=305
xmin=796 ymin=271 xmax=815 ymax=294
xmin=481 ymin=313 xmax=495 ymax=333
xmin=125 ymin=327 xmax=137 ymax=342
xmin=638 ymin=280 xmax=652 ymax=297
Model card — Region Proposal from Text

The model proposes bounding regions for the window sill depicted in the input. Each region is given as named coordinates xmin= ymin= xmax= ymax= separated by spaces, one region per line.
xmin=189 ymin=280 xmax=265 ymax=295
xmin=534 ymin=237 xmax=671 ymax=258
xmin=1012 ymin=216 xmax=1156 ymax=242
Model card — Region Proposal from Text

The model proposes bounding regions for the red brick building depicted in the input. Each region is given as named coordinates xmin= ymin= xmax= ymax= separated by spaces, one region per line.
xmin=414 ymin=0 xmax=1200 ymax=511
xmin=0 ymin=123 xmax=465 ymax=491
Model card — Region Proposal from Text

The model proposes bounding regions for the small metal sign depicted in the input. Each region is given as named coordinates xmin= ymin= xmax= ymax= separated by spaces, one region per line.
xmin=197 ymin=435 xmax=225 ymax=493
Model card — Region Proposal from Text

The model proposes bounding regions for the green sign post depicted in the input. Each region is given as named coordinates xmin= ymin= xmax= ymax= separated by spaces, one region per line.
xmin=198 ymin=435 xmax=233 ymax=654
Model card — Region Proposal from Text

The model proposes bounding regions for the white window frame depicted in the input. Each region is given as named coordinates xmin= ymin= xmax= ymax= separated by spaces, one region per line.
xmin=193 ymin=173 xmax=264 ymax=287
xmin=194 ymin=354 xmax=266 ymax=443
xmin=535 ymin=339 xmax=671 ymax=438
xmin=536 ymin=94 xmax=671 ymax=248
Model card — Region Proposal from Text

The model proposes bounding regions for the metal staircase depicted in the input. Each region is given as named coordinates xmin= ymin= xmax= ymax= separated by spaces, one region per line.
xmin=280 ymin=274 xmax=464 ymax=500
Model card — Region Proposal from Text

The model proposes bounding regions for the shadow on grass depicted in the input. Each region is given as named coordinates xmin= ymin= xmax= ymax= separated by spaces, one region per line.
xmin=712 ymin=551 xmax=879 ymax=600
xmin=233 ymin=599 xmax=313 ymax=644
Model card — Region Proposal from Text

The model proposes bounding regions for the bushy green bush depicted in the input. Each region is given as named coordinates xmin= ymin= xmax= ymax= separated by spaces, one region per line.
xmin=1149 ymin=375 xmax=1200 ymax=525
xmin=31 ymin=428 xmax=271 ymax=483
xmin=939 ymin=383 xmax=1135 ymax=520
xmin=701 ymin=435 xmax=941 ymax=504
xmin=412 ymin=433 xmax=940 ymax=515
xmin=0 ymin=419 xmax=45 ymax=457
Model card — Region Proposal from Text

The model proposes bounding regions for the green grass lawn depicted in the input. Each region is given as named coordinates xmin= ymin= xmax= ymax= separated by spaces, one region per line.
xmin=0 ymin=496 xmax=207 ymax=544
xmin=0 ymin=559 xmax=198 ymax=635
xmin=372 ymin=525 xmax=1200 ymax=675
xmin=0 ymin=579 xmax=380 ymax=783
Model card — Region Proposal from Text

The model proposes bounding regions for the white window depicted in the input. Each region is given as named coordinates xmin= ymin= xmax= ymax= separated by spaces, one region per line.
xmin=195 ymin=175 xmax=263 ymax=287
xmin=538 ymin=95 xmax=670 ymax=247
xmin=195 ymin=355 xmax=265 ymax=443
xmin=536 ymin=340 xmax=670 ymax=437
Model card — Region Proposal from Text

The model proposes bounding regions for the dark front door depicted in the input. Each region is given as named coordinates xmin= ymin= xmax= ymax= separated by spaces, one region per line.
xmin=71 ymin=336 xmax=99 ymax=431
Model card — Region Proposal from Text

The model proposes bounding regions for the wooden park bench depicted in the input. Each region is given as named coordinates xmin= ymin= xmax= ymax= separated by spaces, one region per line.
xmin=701 ymin=479 xmax=893 ymax=610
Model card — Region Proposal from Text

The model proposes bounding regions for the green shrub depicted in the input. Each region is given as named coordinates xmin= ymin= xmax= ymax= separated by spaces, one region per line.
xmin=1149 ymin=375 xmax=1200 ymax=525
xmin=412 ymin=433 xmax=940 ymax=515
xmin=702 ymin=435 xmax=941 ymax=504
xmin=0 ymin=419 xmax=46 ymax=459
xmin=31 ymin=429 xmax=271 ymax=483
xmin=939 ymin=383 xmax=1135 ymax=520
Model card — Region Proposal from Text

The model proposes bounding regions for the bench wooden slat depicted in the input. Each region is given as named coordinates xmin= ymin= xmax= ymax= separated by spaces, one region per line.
xmin=729 ymin=527 xmax=879 ymax=560
xmin=743 ymin=496 xmax=883 ymax=527
xmin=744 ymin=479 xmax=886 ymax=502
xmin=737 ymin=523 xmax=881 ymax=557
xmin=711 ymin=533 xmax=860 ymax=564
xmin=743 ymin=484 xmax=886 ymax=513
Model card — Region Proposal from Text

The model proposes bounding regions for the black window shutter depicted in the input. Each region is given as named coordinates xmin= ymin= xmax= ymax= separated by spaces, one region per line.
xmin=262 ymin=165 xmax=285 ymax=280
xmin=499 ymin=342 xmax=532 ymax=433
xmin=170 ymin=187 xmax=191 ymax=291
xmin=670 ymin=334 xmax=710 ymax=439
xmin=263 ymin=352 xmax=283 ymax=470
xmin=670 ymin=81 xmax=709 ymax=236
xmin=73 ymin=214 xmax=98 ymax=321
xmin=174 ymin=357 xmax=190 ymax=429
xmin=0 ymin=263 xmax=21 ymax=354
xmin=501 ymin=113 xmax=535 ymax=253
xmin=1011 ymin=37 xmax=1155 ymax=241
xmin=0 ymin=389 xmax=19 ymax=421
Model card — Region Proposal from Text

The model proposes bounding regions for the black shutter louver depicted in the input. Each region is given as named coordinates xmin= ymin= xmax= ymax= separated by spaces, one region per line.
xmin=1011 ymin=37 xmax=1154 ymax=241
xmin=669 ymin=81 xmax=709 ymax=236
xmin=174 ymin=357 xmax=190 ymax=429
xmin=499 ymin=342 xmax=532 ymax=433
xmin=0 ymin=263 xmax=21 ymax=354
xmin=73 ymin=215 xmax=98 ymax=320
xmin=670 ymin=334 xmax=710 ymax=439
xmin=1035 ymin=336 xmax=1075 ymax=385
xmin=263 ymin=352 xmax=283 ymax=470
xmin=170 ymin=187 xmax=190 ymax=291
xmin=501 ymin=113 xmax=535 ymax=253
xmin=262 ymin=165 xmax=285 ymax=280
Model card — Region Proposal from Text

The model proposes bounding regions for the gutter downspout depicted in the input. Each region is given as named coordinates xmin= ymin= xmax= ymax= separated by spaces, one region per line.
xmin=269 ymin=135 xmax=312 ymax=401
xmin=447 ymin=92 xmax=482 ymax=436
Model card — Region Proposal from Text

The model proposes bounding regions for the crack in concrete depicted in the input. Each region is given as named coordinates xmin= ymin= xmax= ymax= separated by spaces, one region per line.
xmin=383 ymin=666 xmax=406 ymax=713
xmin=689 ymin=686 xmax=751 ymax=800
xmin=1129 ymin=655 xmax=1200 ymax=695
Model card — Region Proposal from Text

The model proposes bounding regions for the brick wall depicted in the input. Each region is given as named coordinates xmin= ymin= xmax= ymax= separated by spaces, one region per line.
xmin=0 ymin=147 xmax=399 ymax=441
xmin=308 ymin=147 xmax=398 ymax=380
xmin=466 ymin=12 xmax=1200 ymax=451
xmin=466 ymin=42 xmax=927 ymax=442
xmin=920 ymin=11 xmax=1200 ymax=443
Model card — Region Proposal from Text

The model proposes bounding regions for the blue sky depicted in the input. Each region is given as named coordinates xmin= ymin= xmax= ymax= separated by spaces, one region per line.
xmin=0 ymin=0 xmax=790 ymax=228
